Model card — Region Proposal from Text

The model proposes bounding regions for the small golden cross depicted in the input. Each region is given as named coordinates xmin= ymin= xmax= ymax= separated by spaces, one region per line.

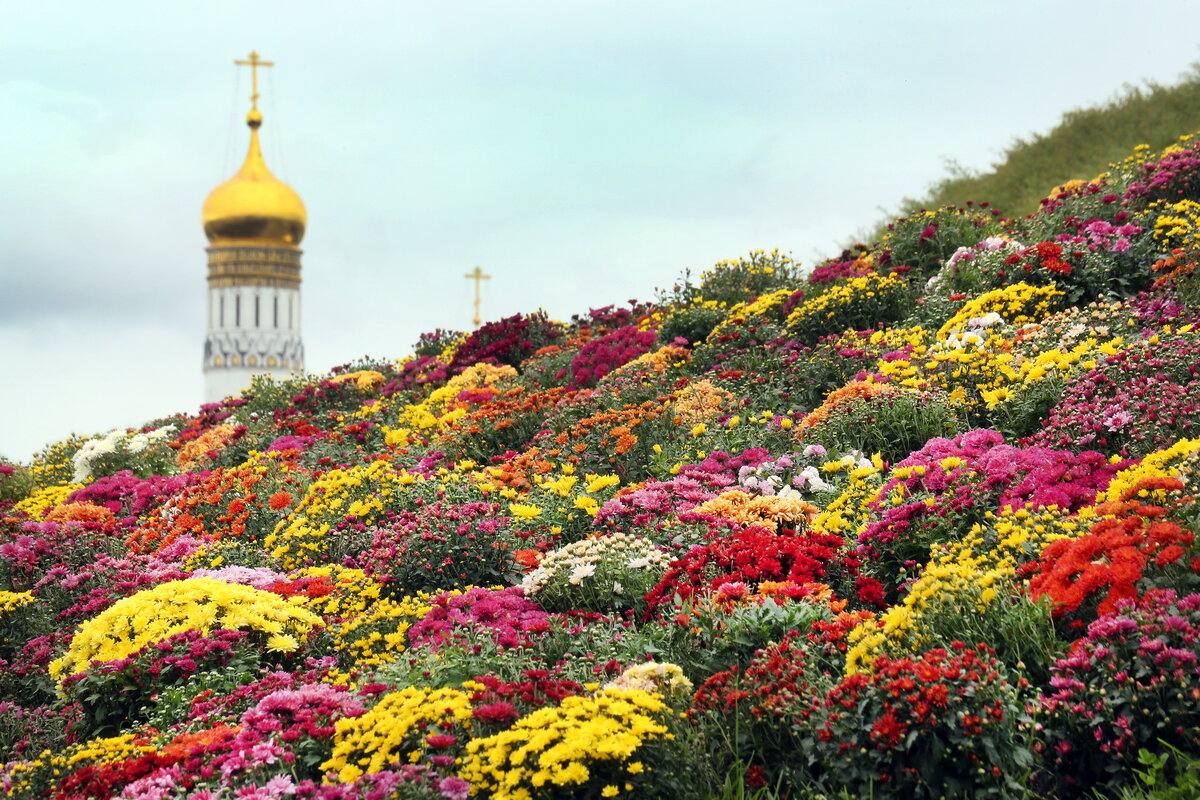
xmin=464 ymin=266 xmax=491 ymax=327
xmin=235 ymin=50 xmax=274 ymax=110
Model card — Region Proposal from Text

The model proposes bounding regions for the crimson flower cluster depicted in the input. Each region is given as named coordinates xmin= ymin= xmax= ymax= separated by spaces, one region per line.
xmin=690 ymin=611 xmax=890 ymax=788
xmin=808 ymin=258 xmax=874 ymax=285
xmin=1004 ymin=240 xmax=1078 ymax=277
xmin=61 ymin=629 xmax=257 ymax=738
xmin=466 ymin=670 xmax=586 ymax=733
xmin=1125 ymin=139 xmax=1200 ymax=204
xmin=184 ymin=659 xmax=341 ymax=730
xmin=363 ymin=501 xmax=515 ymax=595
xmin=814 ymin=643 xmax=1029 ymax=799
xmin=447 ymin=312 xmax=562 ymax=374
xmin=1027 ymin=330 xmax=1200 ymax=456
xmin=568 ymin=324 xmax=659 ymax=388
xmin=643 ymin=524 xmax=846 ymax=617
xmin=407 ymin=586 xmax=551 ymax=651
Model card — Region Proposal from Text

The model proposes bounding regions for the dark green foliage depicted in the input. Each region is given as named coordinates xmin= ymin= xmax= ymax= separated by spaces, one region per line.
xmin=660 ymin=304 xmax=728 ymax=346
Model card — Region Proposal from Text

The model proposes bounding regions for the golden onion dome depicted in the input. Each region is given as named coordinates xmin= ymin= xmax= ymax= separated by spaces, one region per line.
xmin=202 ymin=109 xmax=306 ymax=245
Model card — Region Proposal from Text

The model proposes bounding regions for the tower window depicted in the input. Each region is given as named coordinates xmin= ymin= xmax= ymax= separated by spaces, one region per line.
xmin=274 ymin=295 xmax=279 ymax=328
xmin=219 ymin=295 xmax=225 ymax=327
xmin=255 ymin=295 xmax=260 ymax=328
xmin=235 ymin=294 xmax=241 ymax=327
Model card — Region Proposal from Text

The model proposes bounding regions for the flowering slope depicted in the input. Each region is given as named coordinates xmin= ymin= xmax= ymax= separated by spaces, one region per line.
xmin=5 ymin=133 xmax=1200 ymax=799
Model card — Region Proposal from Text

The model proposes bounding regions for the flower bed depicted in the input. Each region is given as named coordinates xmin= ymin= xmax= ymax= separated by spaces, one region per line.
xmin=5 ymin=132 xmax=1200 ymax=798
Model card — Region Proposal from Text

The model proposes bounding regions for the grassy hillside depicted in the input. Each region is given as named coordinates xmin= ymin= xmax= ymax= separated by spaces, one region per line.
xmin=897 ymin=64 xmax=1200 ymax=220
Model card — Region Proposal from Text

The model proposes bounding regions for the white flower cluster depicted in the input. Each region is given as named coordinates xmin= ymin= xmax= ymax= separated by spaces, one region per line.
xmin=737 ymin=445 xmax=839 ymax=500
xmin=72 ymin=425 xmax=176 ymax=482
xmin=521 ymin=532 xmax=670 ymax=597
xmin=941 ymin=331 xmax=982 ymax=350
xmin=941 ymin=311 xmax=1010 ymax=351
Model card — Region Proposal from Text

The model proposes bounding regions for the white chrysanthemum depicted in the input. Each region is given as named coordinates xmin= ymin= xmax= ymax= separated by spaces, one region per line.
xmin=776 ymin=485 xmax=802 ymax=501
xmin=568 ymin=563 xmax=596 ymax=585
xmin=797 ymin=465 xmax=833 ymax=493
xmin=523 ymin=533 xmax=669 ymax=601
xmin=969 ymin=311 xmax=1004 ymax=329
xmin=149 ymin=425 xmax=176 ymax=441
xmin=521 ymin=566 xmax=549 ymax=593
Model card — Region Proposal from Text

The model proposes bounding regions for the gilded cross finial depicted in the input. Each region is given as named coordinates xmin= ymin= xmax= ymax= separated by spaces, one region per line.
xmin=464 ymin=266 xmax=491 ymax=327
xmin=235 ymin=50 xmax=274 ymax=111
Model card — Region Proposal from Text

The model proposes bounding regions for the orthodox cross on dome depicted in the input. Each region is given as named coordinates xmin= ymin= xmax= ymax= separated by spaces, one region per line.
xmin=464 ymin=266 xmax=491 ymax=327
xmin=235 ymin=50 xmax=274 ymax=110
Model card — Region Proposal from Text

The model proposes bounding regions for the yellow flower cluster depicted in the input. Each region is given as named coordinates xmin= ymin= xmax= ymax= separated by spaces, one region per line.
xmin=0 ymin=589 xmax=35 ymax=615
xmin=982 ymin=505 xmax=1084 ymax=562
xmin=290 ymin=565 xmax=385 ymax=618
xmin=50 ymin=576 xmax=322 ymax=681
xmin=436 ymin=333 xmax=470 ymax=364
xmin=878 ymin=326 xmax=1015 ymax=413
xmin=848 ymin=325 xmax=930 ymax=353
xmin=460 ymin=688 xmax=669 ymax=800
xmin=322 ymin=686 xmax=474 ymax=782
xmin=13 ymin=483 xmax=84 ymax=517
xmin=648 ymin=296 xmax=727 ymax=333
xmin=872 ymin=287 xmax=1106 ymax=418
xmin=845 ymin=506 xmax=1079 ymax=673
xmin=180 ymin=538 xmax=254 ymax=571
xmin=936 ymin=282 xmax=1064 ymax=340
xmin=696 ymin=248 xmax=799 ymax=287
xmin=844 ymin=560 xmax=1008 ymax=674
xmin=330 ymin=369 xmax=387 ymax=392
xmin=267 ymin=460 xmax=419 ymax=569
xmin=706 ymin=287 xmax=796 ymax=341
xmin=1151 ymin=198 xmax=1200 ymax=250
xmin=784 ymin=272 xmax=906 ymax=331
xmin=271 ymin=565 xmax=442 ymax=681
xmin=378 ymin=363 xmax=518 ymax=447
xmin=479 ymin=465 xmax=622 ymax=539
xmin=26 ymin=433 xmax=92 ymax=489
xmin=327 ymin=591 xmax=437 ymax=673
xmin=1091 ymin=438 xmax=1200 ymax=506
xmin=812 ymin=455 xmax=885 ymax=537
xmin=1005 ymin=335 xmax=1117 ymax=389
xmin=1 ymin=734 xmax=157 ymax=797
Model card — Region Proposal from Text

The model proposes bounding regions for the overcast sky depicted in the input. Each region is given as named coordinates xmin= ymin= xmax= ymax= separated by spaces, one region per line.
xmin=2 ymin=1 xmax=1199 ymax=461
